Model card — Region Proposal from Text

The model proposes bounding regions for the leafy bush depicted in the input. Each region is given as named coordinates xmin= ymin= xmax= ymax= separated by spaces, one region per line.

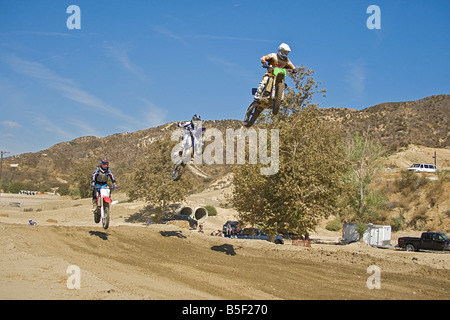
xmin=326 ymin=217 xmax=342 ymax=231
xmin=391 ymin=213 xmax=405 ymax=231
xmin=57 ymin=184 xmax=70 ymax=196
xmin=204 ymin=205 xmax=217 ymax=216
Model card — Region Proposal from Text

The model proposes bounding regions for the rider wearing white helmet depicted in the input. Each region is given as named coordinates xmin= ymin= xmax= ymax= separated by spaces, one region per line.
xmin=261 ymin=43 xmax=295 ymax=69
xmin=254 ymin=43 xmax=296 ymax=101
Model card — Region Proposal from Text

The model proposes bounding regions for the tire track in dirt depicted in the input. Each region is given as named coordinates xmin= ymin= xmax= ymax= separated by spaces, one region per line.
xmin=1 ymin=223 xmax=449 ymax=299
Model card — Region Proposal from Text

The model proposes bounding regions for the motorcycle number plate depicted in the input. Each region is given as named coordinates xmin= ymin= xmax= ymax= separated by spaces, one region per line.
xmin=100 ymin=189 xmax=110 ymax=198
xmin=273 ymin=68 xmax=287 ymax=77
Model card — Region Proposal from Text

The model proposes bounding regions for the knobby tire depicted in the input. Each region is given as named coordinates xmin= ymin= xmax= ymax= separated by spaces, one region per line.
xmin=102 ymin=202 xmax=110 ymax=230
xmin=243 ymin=102 xmax=262 ymax=127
xmin=172 ymin=160 xmax=185 ymax=181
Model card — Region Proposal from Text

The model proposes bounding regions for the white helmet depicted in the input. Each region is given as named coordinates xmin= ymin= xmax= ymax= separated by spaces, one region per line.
xmin=278 ymin=43 xmax=291 ymax=60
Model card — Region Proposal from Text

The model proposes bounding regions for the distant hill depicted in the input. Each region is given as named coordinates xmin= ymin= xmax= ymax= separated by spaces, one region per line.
xmin=2 ymin=95 xmax=449 ymax=190
xmin=320 ymin=94 xmax=450 ymax=152
xmin=2 ymin=119 xmax=242 ymax=190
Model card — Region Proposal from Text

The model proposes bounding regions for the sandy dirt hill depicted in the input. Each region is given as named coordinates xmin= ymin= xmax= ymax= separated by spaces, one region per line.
xmin=385 ymin=145 xmax=450 ymax=171
xmin=0 ymin=189 xmax=449 ymax=301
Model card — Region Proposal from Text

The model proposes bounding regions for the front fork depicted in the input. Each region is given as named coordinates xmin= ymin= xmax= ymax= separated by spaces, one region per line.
xmin=272 ymin=75 xmax=285 ymax=100
xmin=255 ymin=73 xmax=284 ymax=102
xmin=268 ymin=76 xmax=276 ymax=100
xmin=263 ymin=74 xmax=281 ymax=100
xmin=97 ymin=196 xmax=104 ymax=218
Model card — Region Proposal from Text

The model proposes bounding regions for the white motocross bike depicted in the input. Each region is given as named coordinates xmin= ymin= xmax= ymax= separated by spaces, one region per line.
xmin=171 ymin=122 xmax=205 ymax=181
xmin=93 ymin=185 xmax=112 ymax=230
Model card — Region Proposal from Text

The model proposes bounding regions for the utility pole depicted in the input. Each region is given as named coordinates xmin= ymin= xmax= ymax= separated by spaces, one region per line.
xmin=0 ymin=151 xmax=10 ymax=198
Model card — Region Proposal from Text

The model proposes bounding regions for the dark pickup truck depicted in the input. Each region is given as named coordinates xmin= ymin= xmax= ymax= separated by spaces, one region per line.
xmin=397 ymin=232 xmax=450 ymax=252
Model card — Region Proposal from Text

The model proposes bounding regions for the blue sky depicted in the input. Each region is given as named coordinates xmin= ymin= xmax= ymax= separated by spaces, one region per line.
xmin=1 ymin=0 xmax=449 ymax=156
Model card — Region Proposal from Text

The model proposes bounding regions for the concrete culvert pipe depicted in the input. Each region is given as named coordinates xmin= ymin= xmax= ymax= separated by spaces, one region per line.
xmin=194 ymin=207 xmax=208 ymax=222
xmin=177 ymin=206 xmax=194 ymax=218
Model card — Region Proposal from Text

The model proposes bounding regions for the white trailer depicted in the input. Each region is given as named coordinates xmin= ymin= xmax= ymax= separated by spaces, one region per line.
xmin=363 ymin=224 xmax=391 ymax=247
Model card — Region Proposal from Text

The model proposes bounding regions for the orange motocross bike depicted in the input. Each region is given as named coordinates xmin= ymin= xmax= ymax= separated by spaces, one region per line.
xmin=93 ymin=185 xmax=112 ymax=230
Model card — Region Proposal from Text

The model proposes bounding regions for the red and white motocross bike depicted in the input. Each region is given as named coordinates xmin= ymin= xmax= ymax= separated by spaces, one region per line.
xmin=93 ymin=185 xmax=113 ymax=230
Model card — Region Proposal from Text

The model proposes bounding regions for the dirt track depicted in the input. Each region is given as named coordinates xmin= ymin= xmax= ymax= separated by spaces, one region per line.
xmin=1 ymin=223 xmax=450 ymax=300
xmin=0 ymin=192 xmax=449 ymax=300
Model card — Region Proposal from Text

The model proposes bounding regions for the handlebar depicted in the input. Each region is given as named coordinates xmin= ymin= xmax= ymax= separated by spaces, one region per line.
xmin=92 ymin=185 xmax=117 ymax=190
xmin=262 ymin=64 xmax=297 ymax=73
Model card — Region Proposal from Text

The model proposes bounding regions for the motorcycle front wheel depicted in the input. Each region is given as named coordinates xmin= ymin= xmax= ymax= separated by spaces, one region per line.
xmin=243 ymin=101 xmax=262 ymax=128
xmin=172 ymin=160 xmax=186 ymax=181
xmin=102 ymin=203 xmax=110 ymax=230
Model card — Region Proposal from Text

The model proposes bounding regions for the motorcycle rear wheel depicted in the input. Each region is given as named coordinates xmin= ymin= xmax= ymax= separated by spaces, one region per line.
xmin=243 ymin=101 xmax=262 ymax=127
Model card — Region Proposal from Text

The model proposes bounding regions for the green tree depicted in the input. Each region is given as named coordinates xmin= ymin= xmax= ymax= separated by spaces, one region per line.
xmin=71 ymin=158 xmax=98 ymax=198
xmin=57 ymin=184 xmax=70 ymax=196
xmin=232 ymin=106 xmax=348 ymax=237
xmin=342 ymin=130 xmax=386 ymax=225
xmin=232 ymin=65 xmax=348 ymax=237
xmin=7 ymin=181 xmax=27 ymax=193
xmin=126 ymin=139 xmax=191 ymax=212
xmin=258 ymin=65 xmax=326 ymax=124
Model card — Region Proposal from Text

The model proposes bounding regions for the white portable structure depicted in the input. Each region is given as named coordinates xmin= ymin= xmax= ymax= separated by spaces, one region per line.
xmin=363 ymin=224 xmax=391 ymax=247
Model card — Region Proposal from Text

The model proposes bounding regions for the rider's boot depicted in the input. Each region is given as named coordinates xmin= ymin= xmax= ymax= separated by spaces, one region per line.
xmin=92 ymin=199 xmax=99 ymax=214
xmin=254 ymin=76 xmax=268 ymax=101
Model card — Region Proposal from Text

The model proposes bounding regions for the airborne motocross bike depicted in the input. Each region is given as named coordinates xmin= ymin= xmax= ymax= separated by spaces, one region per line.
xmin=171 ymin=123 xmax=206 ymax=181
xmin=243 ymin=65 xmax=290 ymax=127
xmin=93 ymin=185 xmax=113 ymax=230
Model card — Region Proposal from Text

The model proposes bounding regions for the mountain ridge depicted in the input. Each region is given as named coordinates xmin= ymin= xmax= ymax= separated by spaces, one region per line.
xmin=2 ymin=94 xmax=449 ymax=190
